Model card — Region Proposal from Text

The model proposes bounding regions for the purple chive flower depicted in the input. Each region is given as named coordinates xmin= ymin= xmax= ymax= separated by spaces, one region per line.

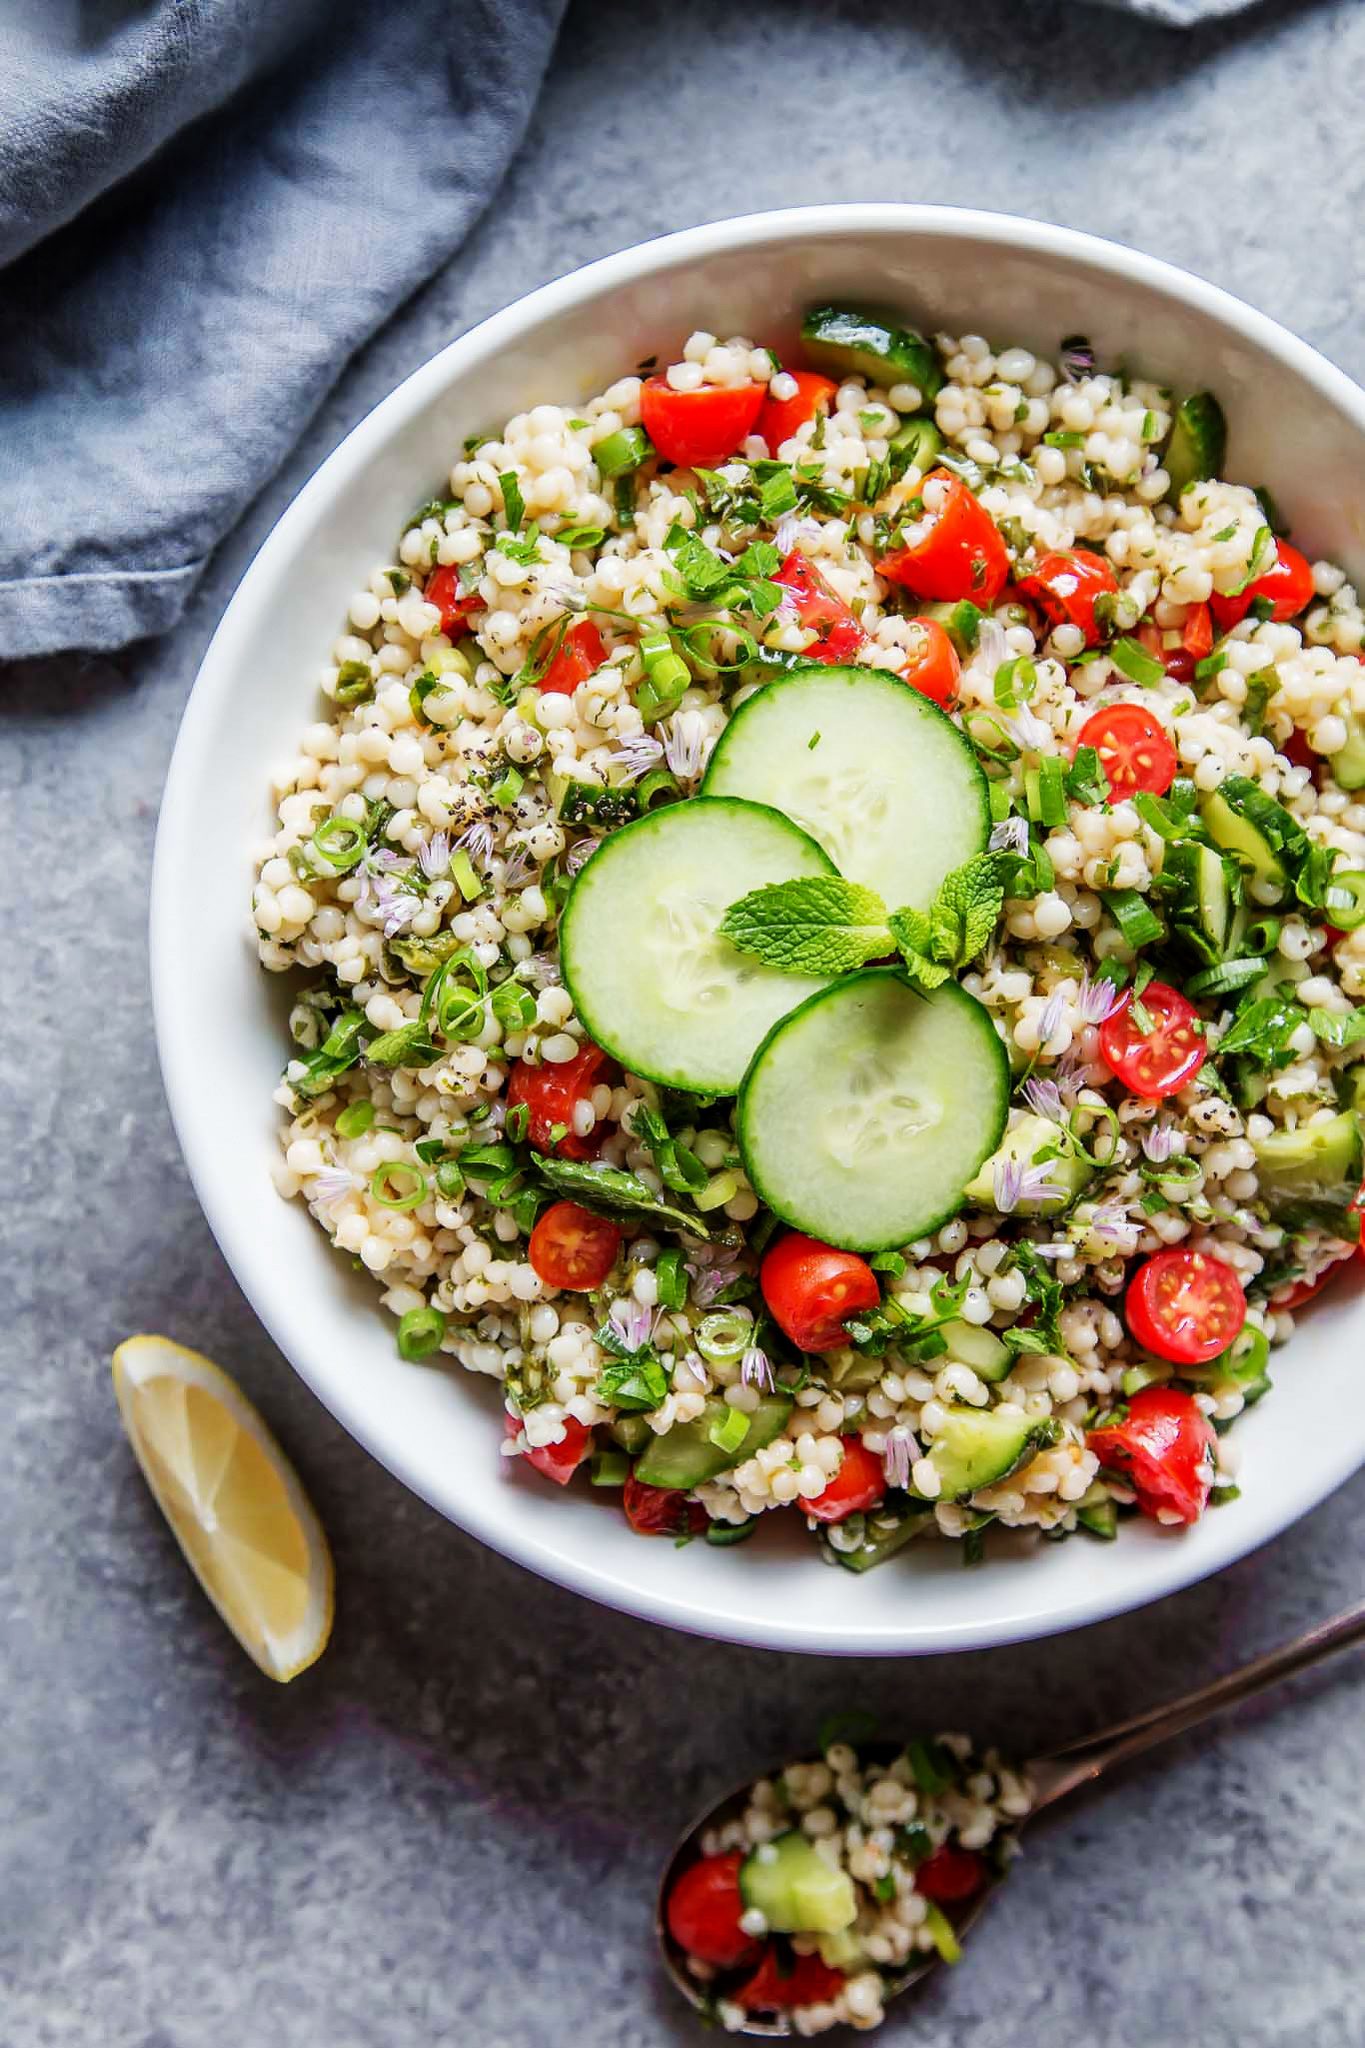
xmin=989 ymin=815 xmax=1030 ymax=858
xmin=457 ymin=821 xmax=496 ymax=867
xmin=612 ymin=734 xmax=665 ymax=785
xmin=1023 ymin=1076 xmax=1064 ymax=1122
xmin=1009 ymin=704 xmax=1051 ymax=751
xmin=741 ymin=1346 xmax=774 ymax=1392
xmin=520 ymin=953 xmax=561 ymax=989
xmin=1033 ymin=1241 xmax=1072 ymax=1259
xmin=417 ymin=831 xmax=451 ymax=881
xmin=686 ymin=1252 xmax=747 ymax=1305
xmin=1036 ymin=990 xmax=1067 ymax=1049
xmin=1142 ymin=1123 xmax=1176 ymax=1164
xmin=994 ymin=1157 xmax=1065 ymax=1213
xmin=375 ymin=876 xmax=418 ymax=937
xmin=883 ymin=1427 xmax=916 ymax=1490
xmin=500 ymin=844 xmax=536 ymax=887
xmin=607 ymin=1297 xmax=656 ymax=1354
xmin=565 ymin=835 xmax=601 ymax=877
xmin=773 ymin=515 xmax=821 ymax=555
xmin=664 ymin=710 xmax=710 ymax=781
xmin=1061 ymin=335 xmax=1096 ymax=384
xmin=1076 ymin=970 xmax=1121 ymax=1026
xmin=312 ymin=1166 xmax=359 ymax=1211
xmin=1089 ymin=1201 xmax=1134 ymax=1242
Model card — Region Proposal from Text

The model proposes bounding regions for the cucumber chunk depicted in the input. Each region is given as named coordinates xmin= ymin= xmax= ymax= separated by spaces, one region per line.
xmin=701 ymin=666 xmax=989 ymax=911
xmin=1164 ymin=391 xmax=1227 ymax=504
xmin=1075 ymin=1486 xmax=1119 ymax=1540
xmin=890 ymin=414 xmax=943 ymax=472
xmin=1166 ymin=840 xmax=1234 ymax=963
xmin=801 ymin=305 xmax=943 ymax=401
xmin=1201 ymin=787 xmax=1287 ymax=895
xmin=963 ymin=1112 xmax=1092 ymax=1215
xmin=1328 ymin=710 xmax=1365 ymax=791
xmin=925 ymin=1406 xmax=1060 ymax=1500
xmin=634 ymin=1392 xmax=793 ymax=1490
xmin=1253 ymin=1109 xmax=1363 ymax=1205
xmin=740 ymin=1831 xmax=857 ymax=1935
xmin=559 ymin=797 xmax=834 ymax=1094
xmin=939 ymin=1319 xmax=1012 ymax=1382
xmin=822 ymin=1500 xmax=933 ymax=1572
xmin=737 ymin=969 xmax=1009 ymax=1252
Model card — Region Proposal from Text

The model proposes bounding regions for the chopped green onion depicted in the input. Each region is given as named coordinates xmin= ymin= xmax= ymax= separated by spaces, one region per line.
xmin=460 ymin=1141 xmax=517 ymax=1176
xmin=707 ymin=1406 xmax=751 ymax=1456
xmin=397 ymin=1306 xmax=446 ymax=1360
xmin=310 ymin=815 xmax=368 ymax=872
xmin=450 ymin=848 xmax=481 ymax=901
xmin=1132 ymin=790 xmax=1192 ymax=841
xmin=555 ymin=522 xmax=605 ymax=550
xmin=335 ymin=1100 xmax=375 ymax=1139
xmin=1194 ymin=649 xmax=1228 ymax=682
xmin=499 ymin=470 xmax=525 ymax=531
xmin=1109 ymin=636 xmax=1166 ymax=687
xmin=987 ymin=780 xmax=1012 ymax=825
xmin=370 ymin=1162 xmax=427 ymax=1210
xmin=993 ymin=656 xmax=1038 ymax=709
xmin=590 ymin=1450 xmax=631 ymax=1487
xmin=435 ymin=1160 xmax=465 ymax=1199
xmin=637 ymin=627 xmax=691 ymax=723
xmin=334 ymin=659 xmax=375 ymax=706
xmin=593 ymin=427 xmax=652 ymax=478
xmin=1323 ymin=871 xmax=1365 ymax=931
xmin=696 ymin=1310 xmax=753 ymax=1363
xmin=1031 ymin=754 xmax=1068 ymax=829
xmin=491 ymin=765 xmax=524 ymax=808
xmin=613 ymin=474 xmax=636 ymax=528
xmin=870 ymin=1249 xmax=907 ymax=1276
xmin=414 ymin=1136 xmax=446 ymax=1164
xmin=655 ymin=1249 xmax=687 ymax=1311
xmin=1101 ymin=888 xmax=1163 ymax=949
xmin=695 ymin=1169 xmax=740 ymax=1212
xmin=1184 ymin=956 xmax=1268 ymax=998
xmin=491 ymin=981 xmax=537 ymax=1031
xmin=1241 ymin=914 xmax=1282 ymax=954
xmin=1029 ymin=834 xmax=1055 ymax=893
xmin=1042 ymin=430 xmax=1085 ymax=449
xmin=635 ymin=766 xmax=682 ymax=811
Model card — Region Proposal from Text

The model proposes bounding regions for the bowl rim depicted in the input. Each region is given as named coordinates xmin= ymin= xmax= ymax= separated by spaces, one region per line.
xmin=152 ymin=202 xmax=1365 ymax=1655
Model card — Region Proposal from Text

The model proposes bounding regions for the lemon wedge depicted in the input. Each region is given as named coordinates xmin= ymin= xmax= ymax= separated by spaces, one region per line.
xmin=112 ymin=1334 xmax=333 ymax=1682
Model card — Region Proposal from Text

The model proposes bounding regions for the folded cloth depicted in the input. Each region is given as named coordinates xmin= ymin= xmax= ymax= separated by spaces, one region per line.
xmin=0 ymin=0 xmax=567 ymax=659
xmin=0 ymin=0 xmax=1252 ymax=660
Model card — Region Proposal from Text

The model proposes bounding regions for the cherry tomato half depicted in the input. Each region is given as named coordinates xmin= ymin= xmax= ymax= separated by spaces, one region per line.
xmin=805 ymin=1437 xmax=886 ymax=1525
xmin=760 ymin=1234 xmax=881 ymax=1352
xmin=1210 ymin=541 xmax=1315 ymax=631
xmin=504 ymin=1410 xmax=593 ymax=1486
xmin=639 ymin=375 xmax=766 ymax=469
xmin=735 ymin=1949 xmax=847 ymax=2014
xmin=914 ymin=1845 xmax=988 ymax=1904
xmin=666 ymin=1851 xmax=761 ymax=1969
xmin=1098 ymin=982 xmax=1207 ymax=1100
xmin=423 ymin=562 xmax=486 ymax=639
xmin=527 ymin=1201 xmax=621 ymax=1291
xmin=899 ymin=617 xmax=960 ymax=705
xmin=538 ymin=619 xmax=607 ymax=695
xmin=622 ymin=1474 xmax=708 ymax=1538
xmin=771 ymin=549 xmax=865 ymax=664
xmin=507 ymin=1043 xmax=615 ymax=1161
xmin=756 ymin=370 xmax=838 ymax=451
xmin=1086 ymin=1385 xmax=1218 ymax=1523
xmin=878 ymin=469 xmax=1010 ymax=607
xmin=1075 ymin=702 xmax=1178 ymax=800
xmin=1015 ymin=549 xmax=1118 ymax=649
xmin=1125 ymin=1250 xmax=1247 ymax=1367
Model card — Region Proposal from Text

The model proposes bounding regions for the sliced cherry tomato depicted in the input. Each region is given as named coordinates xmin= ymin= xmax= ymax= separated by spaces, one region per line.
xmin=538 ymin=619 xmax=607 ymax=695
xmin=622 ymin=1473 xmax=708 ymax=1538
xmin=1014 ymin=549 xmax=1118 ymax=648
xmin=1125 ymin=1249 xmax=1247 ymax=1367
xmin=1098 ymin=982 xmax=1207 ymax=1100
xmin=772 ymin=550 xmax=865 ymax=663
xmin=1135 ymin=602 xmax=1214 ymax=684
xmin=756 ymin=370 xmax=838 ymax=450
xmin=914 ymin=1845 xmax=988 ymax=1904
xmin=1282 ymin=726 xmax=1319 ymax=774
xmin=527 ymin=1201 xmax=621 ymax=1291
xmin=735 ymin=1948 xmax=847 ymax=2013
xmin=423 ymin=562 xmax=486 ymax=639
xmin=1086 ymin=1385 xmax=1217 ymax=1523
xmin=504 ymin=1410 xmax=592 ymax=1486
xmin=507 ymin=1043 xmax=615 ymax=1161
xmin=760 ymin=1233 xmax=881 ymax=1353
xmin=899 ymin=617 xmax=960 ymax=705
xmin=1210 ymin=540 xmax=1315 ymax=631
xmin=1182 ymin=601 xmax=1215 ymax=660
xmin=666 ymin=1851 xmax=761 ymax=1969
xmin=805 ymin=1437 xmax=885 ymax=1524
xmin=639 ymin=375 xmax=766 ymax=469
xmin=1075 ymin=702 xmax=1178 ymax=801
xmin=878 ymin=469 xmax=1009 ymax=606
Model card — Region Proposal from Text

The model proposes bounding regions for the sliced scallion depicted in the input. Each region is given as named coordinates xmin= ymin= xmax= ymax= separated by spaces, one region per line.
xmin=397 ymin=1306 xmax=446 ymax=1360
xmin=310 ymin=815 xmax=368 ymax=872
xmin=696 ymin=1309 xmax=753 ymax=1363
xmin=370 ymin=1162 xmax=427 ymax=1211
xmin=1101 ymin=888 xmax=1163 ymax=949
xmin=435 ymin=1160 xmax=465 ymax=1199
xmin=335 ymin=1100 xmax=375 ymax=1139
xmin=637 ymin=627 xmax=690 ymax=723
xmin=707 ymin=1406 xmax=750 ymax=1455
xmin=655 ymin=1249 xmax=687 ymax=1311
xmin=1184 ymin=955 xmax=1268 ymax=998
xmin=334 ymin=660 xmax=375 ymax=705
xmin=593 ymin=427 xmax=652 ymax=478
xmin=1323 ymin=871 xmax=1365 ymax=931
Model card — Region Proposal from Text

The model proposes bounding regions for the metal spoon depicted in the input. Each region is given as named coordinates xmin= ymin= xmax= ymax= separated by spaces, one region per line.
xmin=658 ymin=1600 xmax=1365 ymax=2036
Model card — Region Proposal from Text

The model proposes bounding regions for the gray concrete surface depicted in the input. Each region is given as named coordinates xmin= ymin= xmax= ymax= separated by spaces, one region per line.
xmin=5 ymin=1 xmax=1365 ymax=2042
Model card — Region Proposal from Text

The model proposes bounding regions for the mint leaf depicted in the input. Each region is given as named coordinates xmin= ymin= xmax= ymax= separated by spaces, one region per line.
xmin=532 ymin=1157 xmax=711 ymax=1238
xmin=1309 ymin=1006 xmax=1365 ymax=1049
xmin=887 ymin=906 xmax=949 ymax=989
xmin=1216 ymin=992 xmax=1306 ymax=1068
xmin=719 ymin=877 xmax=892 ymax=975
xmin=888 ymin=855 xmax=1004 ymax=990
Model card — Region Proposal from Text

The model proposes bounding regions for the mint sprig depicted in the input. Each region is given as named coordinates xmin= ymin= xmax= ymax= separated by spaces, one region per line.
xmin=720 ymin=854 xmax=1006 ymax=989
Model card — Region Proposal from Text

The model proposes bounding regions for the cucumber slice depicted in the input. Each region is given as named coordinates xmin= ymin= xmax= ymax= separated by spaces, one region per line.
xmin=1201 ymin=787 xmax=1287 ymax=895
xmin=801 ymin=305 xmax=943 ymax=401
xmin=740 ymin=1831 xmax=857 ymax=1936
xmin=1164 ymin=391 xmax=1227 ymax=504
xmin=890 ymin=414 xmax=943 ymax=471
xmin=963 ymin=1112 xmax=1092 ymax=1215
xmin=925 ymin=1406 xmax=1060 ymax=1501
xmin=940 ymin=1319 xmax=1011 ymax=1382
xmin=1166 ymin=841 xmax=1233 ymax=963
xmin=1075 ymin=1486 xmax=1119 ymax=1539
xmin=1328 ymin=710 xmax=1365 ymax=791
xmin=737 ymin=969 xmax=1009 ymax=1252
xmin=558 ymin=797 xmax=834 ymax=1094
xmin=701 ymin=666 xmax=989 ymax=911
xmin=633 ymin=1391 xmax=793 ymax=1490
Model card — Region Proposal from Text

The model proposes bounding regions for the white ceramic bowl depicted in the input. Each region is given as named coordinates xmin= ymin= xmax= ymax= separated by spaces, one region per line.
xmin=153 ymin=205 xmax=1365 ymax=1656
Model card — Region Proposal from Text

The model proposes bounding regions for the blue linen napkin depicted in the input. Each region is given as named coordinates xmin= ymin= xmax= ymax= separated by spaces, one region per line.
xmin=0 ymin=0 xmax=1251 ymax=660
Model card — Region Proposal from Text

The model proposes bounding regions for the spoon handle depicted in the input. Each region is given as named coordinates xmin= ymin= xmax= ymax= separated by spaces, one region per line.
xmin=1026 ymin=1597 xmax=1365 ymax=1813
